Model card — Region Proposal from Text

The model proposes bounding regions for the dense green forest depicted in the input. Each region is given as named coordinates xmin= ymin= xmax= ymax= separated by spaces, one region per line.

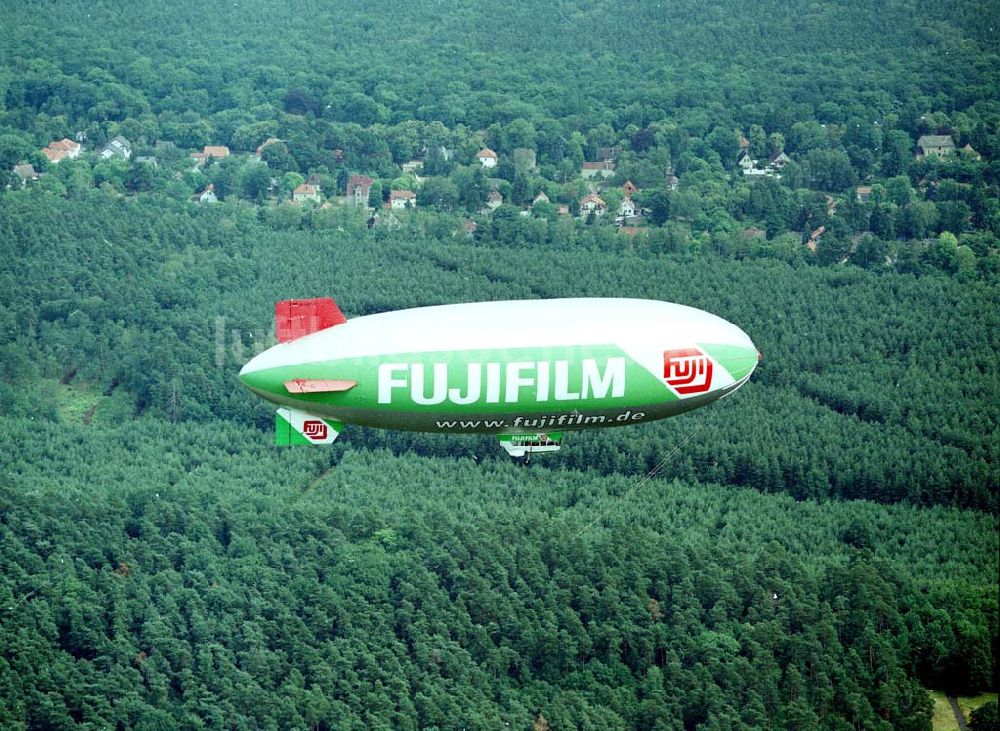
xmin=1 ymin=0 xmax=997 ymax=728
xmin=1 ymin=418 xmax=997 ymax=729
xmin=2 ymin=194 xmax=996 ymax=511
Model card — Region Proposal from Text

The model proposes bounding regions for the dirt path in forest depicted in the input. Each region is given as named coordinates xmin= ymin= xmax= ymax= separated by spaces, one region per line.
xmin=947 ymin=696 xmax=968 ymax=731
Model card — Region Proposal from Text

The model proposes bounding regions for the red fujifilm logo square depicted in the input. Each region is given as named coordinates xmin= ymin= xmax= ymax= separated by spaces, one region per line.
xmin=663 ymin=348 xmax=713 ymax=395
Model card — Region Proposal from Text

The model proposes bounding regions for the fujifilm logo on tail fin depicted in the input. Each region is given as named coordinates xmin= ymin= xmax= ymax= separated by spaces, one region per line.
xmin=275 ymin=407 xmax=343 ymax=445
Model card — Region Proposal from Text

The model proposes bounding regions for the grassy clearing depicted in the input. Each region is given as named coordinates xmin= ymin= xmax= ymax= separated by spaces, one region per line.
xmin=929 ymin=690 xmax=998 ymax=731
xmin=55 ymin=381 xmax=134 ymax=427
xmin=931 ymin=691 xmax=959 ymax=731
xmin=960 ymin=692 xmax=998 ymax=721
xmin=55 ymin=382 xmax=103 ymax=424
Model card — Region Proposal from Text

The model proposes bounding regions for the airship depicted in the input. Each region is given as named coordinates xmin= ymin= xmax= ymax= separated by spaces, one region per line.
xmin=239 ymin=297 xmax=759 ymax=458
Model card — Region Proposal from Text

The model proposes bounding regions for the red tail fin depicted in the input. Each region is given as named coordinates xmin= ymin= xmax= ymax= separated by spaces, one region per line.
xmin=275 ymin=298 xmax=347 ymax=343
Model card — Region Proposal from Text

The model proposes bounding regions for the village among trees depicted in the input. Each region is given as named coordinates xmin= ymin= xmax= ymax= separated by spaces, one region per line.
xmin=1 ymin=0 xmax=998 ymax=278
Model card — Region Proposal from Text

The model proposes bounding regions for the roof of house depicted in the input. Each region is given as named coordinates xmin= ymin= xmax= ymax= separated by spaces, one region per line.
xmin=293 ymin=183 xmax=318 ymax=195
xmin=203 ymin=145 xmax=230 ymax=158
xmin=49 ymin=138 xmax=80 ymax=152
xmin=347 ymin=176 xmax=374 ymax=198
xmin=532 ymin=191 xmax=550 ymax=204
xmin=390 ymin=189 xmax=416 ymax=199
xmin=622 ymin=180 xmax=638 ymax=195
xmin=43 ymin=148 xmax=68 ymax=162
xmin=105 ymin=136 xmax=131 ymax=150
xmin=14 ymin=163 xmax=39 ymax=179
xmin=917 ymin=135 xmax=955 ymax=149
xmin=580 ymin=193 xmax=606 ymax=207
xmin=488 ymin=190 xmax=503 ymax=201
xmin=477 ymin=147 xmax=497 ymax=159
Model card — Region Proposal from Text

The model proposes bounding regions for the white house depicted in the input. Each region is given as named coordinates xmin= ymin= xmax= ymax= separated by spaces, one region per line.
xmin=293 ymin=183 xmax=321 ymax=203
xmin=192 ymin=183 xmax=217 ymax=203
xmin=100 ymin=136 xmax=132 ymax=160
xmin=477 ymin=148 xmax=498 ymax=168
xmin=769 ymin=151 xmax=792 ymax=169
xmin=389 ymin=189 xmax=416 ymax=209
xmin=579 ymin=192 xmax=606 ymax=217
xmin=618 ymin=197 xmax=638 ymax=218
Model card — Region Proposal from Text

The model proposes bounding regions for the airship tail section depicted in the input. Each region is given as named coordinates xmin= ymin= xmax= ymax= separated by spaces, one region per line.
xmin=275 ymin=407 xmax=342 ymax=446
xmin=499 ymin=432 xmax=563 ymax=459
xmin=275 ymin=297 xmax=347 ymax=343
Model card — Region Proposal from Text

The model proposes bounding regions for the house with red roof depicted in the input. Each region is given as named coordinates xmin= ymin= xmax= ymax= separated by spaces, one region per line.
xmin=191 ymin=145 xmax=230 ymax=166
xmin=579 ymin=192 xmax=606 ymax=217
xmin=42 ymin=138 xmax=82 ymax=163
xmin=477 ymin=148 xmax=498 ymax=168
xmin=293 ymin=183 xmax=321 ymax=203
xmin=347 ymin=175 xmax=374 ymax=206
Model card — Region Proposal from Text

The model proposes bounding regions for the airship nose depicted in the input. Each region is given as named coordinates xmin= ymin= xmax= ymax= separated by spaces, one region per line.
xmin=722 ymin=327 xmax=760 ymax=384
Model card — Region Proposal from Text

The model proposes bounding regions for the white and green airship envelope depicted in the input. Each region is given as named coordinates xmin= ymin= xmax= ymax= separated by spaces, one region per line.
xmin=239 ymin=297 xmax=759 ymax=458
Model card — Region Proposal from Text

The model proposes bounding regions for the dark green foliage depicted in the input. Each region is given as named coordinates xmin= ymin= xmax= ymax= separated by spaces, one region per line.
xmin=0 ymin=418 xmax=996 ymax=728
xmin=0 ymin=191 xmax=994 ymax=726
xmin=0 ymin=194 xmax=995 ymax=511
xmin=971 ymin=701 xmax=999 ymax=731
